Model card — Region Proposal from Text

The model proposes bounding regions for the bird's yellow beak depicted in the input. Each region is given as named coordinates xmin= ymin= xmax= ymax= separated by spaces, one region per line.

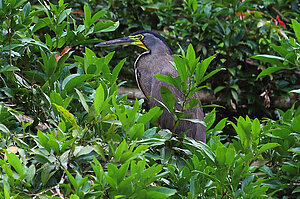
xmin=95 ymin=36 xmax=148 ymax=51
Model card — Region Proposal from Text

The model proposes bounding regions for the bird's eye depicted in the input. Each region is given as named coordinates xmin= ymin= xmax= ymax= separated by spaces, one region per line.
xmin=136 ymin=34 xmax=144 ymax=40
xmin=130 ymin=34 xmax=144 ymax=41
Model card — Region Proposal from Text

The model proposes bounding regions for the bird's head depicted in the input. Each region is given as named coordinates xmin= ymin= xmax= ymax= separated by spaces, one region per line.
xmin=95 ymin=30 xmax=172 ymax=54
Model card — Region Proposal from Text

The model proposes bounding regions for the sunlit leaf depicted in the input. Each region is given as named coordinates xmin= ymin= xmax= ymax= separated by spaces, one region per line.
xmin=52 ymin=103 xmax=79 ymax=129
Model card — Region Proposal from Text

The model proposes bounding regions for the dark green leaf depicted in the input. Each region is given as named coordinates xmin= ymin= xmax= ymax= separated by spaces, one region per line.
xmin=256 ymin=66 xmax=286 ymax=79
xmin=160 ymin=86 xmax=175 ymax=113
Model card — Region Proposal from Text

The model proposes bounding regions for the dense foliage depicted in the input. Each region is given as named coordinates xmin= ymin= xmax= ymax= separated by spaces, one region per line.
xmin=0 ymin=0 xmax=299 ymax=198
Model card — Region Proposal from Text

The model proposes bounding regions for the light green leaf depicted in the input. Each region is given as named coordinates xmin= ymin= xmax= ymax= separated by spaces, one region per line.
xmin=225 ymin=144 xmax=235 ymax=166
xmin=112 ymin=58 xmax=126 ymax=84
xmin=84 ymin=4 xmax=91 ymax=30
xmin=292 ymin=115 xmax=300 ymax=133
xmin=91 ymin=10 xmax=106 ymax=24
xmin=215 ymin=146 xmax=226 ymax=165
xmin=52 ymin=103 xmax=79 ymax=129
xmin=173 ymin=55 xmax=188 ymax=83
xmin=94 ymin=83 xmax=105 ymax=115
xmin=137 ymin=106 xmax=161 ymax=125
xmin=257 ymin=143 xmax=280 ymax=156
xmin=195 ymin=54 xmax=215 ymax=84
xmin=128 ymin=123 xmax=144 ymax=140
xmin=7 ymin=152 xmax=23 ymax=175
xmin=252 ymin=118 xmax=260 ymax=142
xmin=292 ymin=19 xmax=300 ymax=43
xmin=64 ymin=169 xmax=78 ymax=190
xmin=186 ymin=44 xmax=196 ymax=62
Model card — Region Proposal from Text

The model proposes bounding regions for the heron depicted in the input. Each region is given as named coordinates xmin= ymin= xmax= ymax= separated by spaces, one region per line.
xmin=96 ymin=30 xmax=206 ymax=142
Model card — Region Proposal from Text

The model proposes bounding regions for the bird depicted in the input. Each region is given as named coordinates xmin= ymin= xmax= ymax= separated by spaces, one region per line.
xmin=96 ymin=30 xmax=206 ymax=143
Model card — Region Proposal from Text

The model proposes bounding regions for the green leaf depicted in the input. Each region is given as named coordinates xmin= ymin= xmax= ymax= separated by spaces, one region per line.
xmin=215 ymin=146 xmax=226 ymax=165
xmin=180 ymin=118 xmax=206 ymax=126
xmin=94 ymin=21 xmax=119 ymax=33
xmin=149 ymin=187 xmax=176 ymax=197
xmin=173 ymin=55 xmax=188 ymax=83
xmin=112 ymin=58 xmax=126 ymax=84
xmin=37 ymin=130 xmax=51 ymax=152
xmin=257 ymin=143 xmax=280 ymax=155
xmin=6 ymin=152 xmax=23 ymax=175
xmin=62 ymin=74 xmax=94 ymax=93
xmin=160 ymin=86 xmax=175 ymax=113
xmin=117 ymin=161 xmax=130 ymax=184
xmin=126 ymin=99 xmax=140 ymax=128
xmin=91 ymin=10 xmax=106 ymax=24
xmin=214 ymin=86 xmax=225 ymax=94
xmin=292 ymin=186 xmax=300 ymax=194
xmin=186 ymin=44 xmax=196 ymax=62
xmin=214 ymin=118 xmax=227 ymax=131
xmin=94 ymin=83 xmax=105 ymax=115
xmin=252 ymin=55 xmax=287 ymax=67
xmin=32 ymin=18 xmax=51 ymax=33
xmin=65 ymin=169 xmax=78 ymax=190
xmin=53 ymin=103 xmax=79 ymax=129
xmin=115 ymin=140 xmax=127 ymax=161
xmin=23 ymin=2 xmax=31 ymax=17
xmin=0 ymin=124 xmax=10 ymax=133
xmin=73 ymin=146 xmax=94 ymax=157
xmin=252 ymin=118 xmax=260 ymax=142
xmin=0 ymin=65 xmax=20 ymax=73
xmin=225 ymin=144 xmax=235 ymax=166
xmin=199 ymin=68 xmax=224 ymax=84
xmin=26 ymin=165 xmax=35 ymax=184
xmin=84 ymin=4 xmax=91 ymax=30
xmin=48 ymin=137 xmax=60 ymax=154
xmin=75 ymin=89 xmax=89 ymax=113
xmin=154 ymin=74 xmax=181 ymax=91
xmin=70 ymin=194 xmax=80 ymax=199
xmin=195 ymin=54 xmax=215 ymax=84
xmin=137 ymin=106 xmax=161 ymax=125
xmin=205 ymin=109 xmax=216 ymax=130
xmin=14 ymin=0 xmax=26 ymax=8
xmin=128 ymin=123 xmax=145 ymax=140
xmin=290 ymin=89 xmax=300 ymax=94
xmin=292 ymin=19 xmax=300 ymax=43
xmin=256 ymin=66 xmax=286 ymax=79
xmin=292 ymin=115 xmax=300 ymax=133
xmin=58 ymin=8 xmax=71 ymax=24
xmin=192 ymin=0 xmax=198 ymax=12
xmin=186 ymin=98 xmax=199 ymax=109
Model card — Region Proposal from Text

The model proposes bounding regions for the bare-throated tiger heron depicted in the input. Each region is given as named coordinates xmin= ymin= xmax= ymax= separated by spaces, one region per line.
xmin=96 ymin=30 xmax=206 ymax=142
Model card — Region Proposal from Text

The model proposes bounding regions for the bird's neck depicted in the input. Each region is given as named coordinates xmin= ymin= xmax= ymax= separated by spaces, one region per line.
xmin=150 ymin=43 xmax=172 ymax=56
